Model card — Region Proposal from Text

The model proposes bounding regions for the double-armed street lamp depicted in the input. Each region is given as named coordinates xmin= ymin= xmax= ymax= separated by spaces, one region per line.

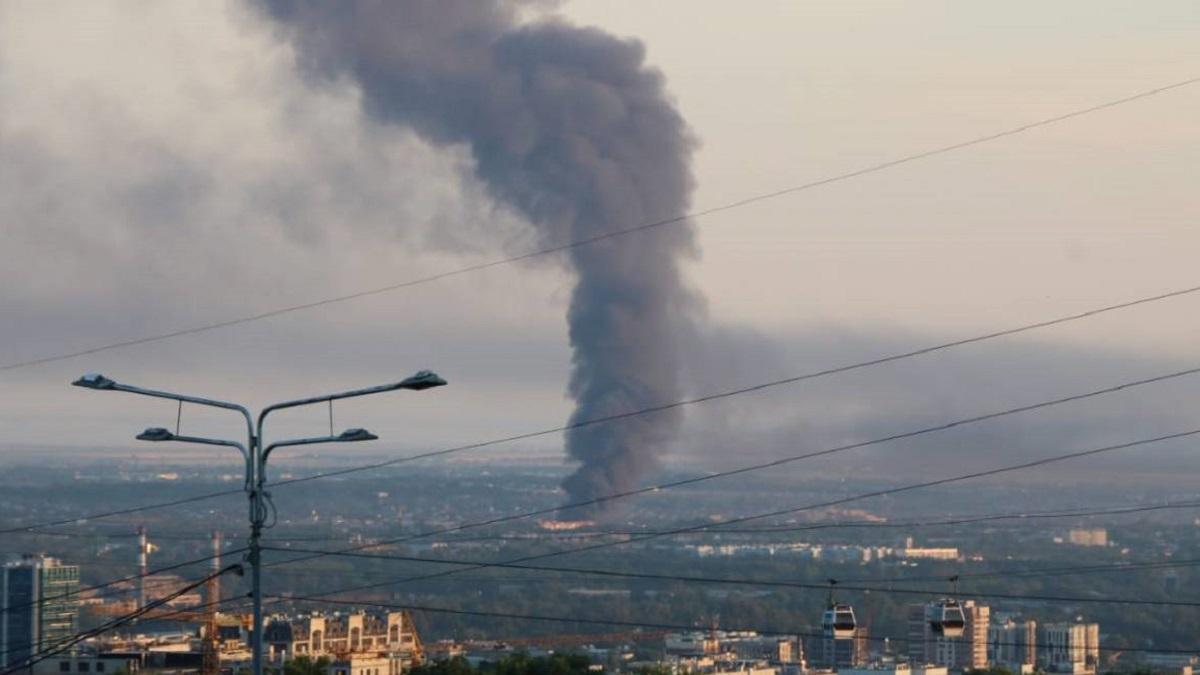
xmin=72 ymin=370 xmax=447 ymax=675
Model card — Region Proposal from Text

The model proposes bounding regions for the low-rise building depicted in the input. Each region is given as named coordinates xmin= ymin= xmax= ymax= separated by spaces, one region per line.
xmin=32 ymin=654 xmax=142 ymax=675
xmin=328 ymin=653 xmax=400 ymax=675
xmin=264 ymin=611 xmax=421 ymax=672
xmin=1067 ymin=529 xmax=1108 ymax=547
xmin=840 ymin=664 xmax=949 ymax=675
xmin=895 ymin=538 xmax=959 ymax=561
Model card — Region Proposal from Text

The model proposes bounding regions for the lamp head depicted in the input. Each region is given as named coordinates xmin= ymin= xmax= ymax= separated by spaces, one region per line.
xmin=73 ymin=373 xmax=117 ymax=390
xmin=398 ymin=370 xmax=447 ymax=391
xmin=337 ymin=428 xmax=378 ymax=442
xmin=136 ymin=427 xmax=176 ymax=442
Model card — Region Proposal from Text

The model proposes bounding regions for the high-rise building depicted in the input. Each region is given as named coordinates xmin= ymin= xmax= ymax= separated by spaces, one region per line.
xmin=1039 ymin=622 xmax=1100 ymax=674
xmin=1 ymin=555 xmax=81 ymax=669
xmin=907 ymin=600 xmax=989 ymax=670
xmin=988 ymin=617 xmax=1037 ymax=670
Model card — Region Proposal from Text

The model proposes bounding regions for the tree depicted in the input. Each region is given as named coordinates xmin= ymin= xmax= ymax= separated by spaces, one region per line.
xmin=412 ymin=653 xmax=596 ymax=675
xmin=965 ymin=667 xmax=1016 ymax=675
xmin=285 ymin=655 xmax=332 ymax=675
xmin=411 ymin=656 xmax=480 ymax=675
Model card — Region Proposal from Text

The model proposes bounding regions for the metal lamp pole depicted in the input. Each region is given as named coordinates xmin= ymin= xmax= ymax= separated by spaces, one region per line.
xmin=72 ymin=370 xmax=447 ymax=675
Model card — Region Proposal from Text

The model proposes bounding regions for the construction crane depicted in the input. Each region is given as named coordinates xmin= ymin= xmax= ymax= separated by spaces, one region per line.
xmin=202 ymin=531 xmax=222 ymax=675
xmin=93 ymin=529 xmax=231 ymax=675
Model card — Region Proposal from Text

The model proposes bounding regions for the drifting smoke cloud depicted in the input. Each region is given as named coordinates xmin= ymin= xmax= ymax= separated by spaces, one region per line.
xmin=258 ymin=0 xmax=700 ymax=517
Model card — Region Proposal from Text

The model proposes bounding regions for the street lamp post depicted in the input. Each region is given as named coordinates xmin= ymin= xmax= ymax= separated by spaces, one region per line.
xmin=72 ymin=370 xmax=446 ymax=675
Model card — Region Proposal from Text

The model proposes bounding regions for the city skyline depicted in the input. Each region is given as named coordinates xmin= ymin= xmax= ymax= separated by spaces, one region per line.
xmin=1 ymin=2 xmax=1197 ymax=675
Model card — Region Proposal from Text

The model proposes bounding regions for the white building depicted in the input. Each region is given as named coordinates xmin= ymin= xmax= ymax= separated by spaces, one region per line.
xmin=896 ymin=539 xmax=959 ymax=561
xmin=1039 ymin=622 xmax=1100 ymax=674
xmin=665 ymin=632 xmax=718 ymax=656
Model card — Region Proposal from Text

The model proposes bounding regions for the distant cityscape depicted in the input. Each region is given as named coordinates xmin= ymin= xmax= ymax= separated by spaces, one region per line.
xmin=1 ymin=459 xmax=1196 ymax=675
xmin=0 ymin=541 xmax=1187 ymax=675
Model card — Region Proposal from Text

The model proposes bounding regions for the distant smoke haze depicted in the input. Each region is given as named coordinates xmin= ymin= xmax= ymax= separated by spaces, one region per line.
xmin=258 ymin=0 xmax=700 ymax=518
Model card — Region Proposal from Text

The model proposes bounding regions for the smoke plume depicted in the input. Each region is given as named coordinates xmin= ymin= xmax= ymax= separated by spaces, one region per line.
xmin=258 ymin=1 xmax=700 ymax=517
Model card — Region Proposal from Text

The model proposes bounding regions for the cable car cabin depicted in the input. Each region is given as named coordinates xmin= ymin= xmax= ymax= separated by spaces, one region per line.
xmin=823 ymin=603 xmax=857 ymax=639
xmin=931 ymin=599 xmax=966 ymax=638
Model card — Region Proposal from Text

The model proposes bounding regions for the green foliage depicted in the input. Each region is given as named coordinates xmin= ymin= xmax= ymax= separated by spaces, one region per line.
xmin=285 ymin=655 xmax=332 ymax=675
xmin=413 ymin=656 xmax=479 ymax=675
xmin=411 ymin=653 xmax=594 ymax=675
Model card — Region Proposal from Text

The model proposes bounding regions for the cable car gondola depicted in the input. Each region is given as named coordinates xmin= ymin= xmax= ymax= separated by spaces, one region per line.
xmin=824 ymin=579 xmax=858 ymax=639
xmin=930 ymin=576 xmax=966 ymax=638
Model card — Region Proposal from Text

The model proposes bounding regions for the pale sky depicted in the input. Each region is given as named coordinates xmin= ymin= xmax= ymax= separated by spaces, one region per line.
xmin=1 ymin=1 xmax=1197 ymax=482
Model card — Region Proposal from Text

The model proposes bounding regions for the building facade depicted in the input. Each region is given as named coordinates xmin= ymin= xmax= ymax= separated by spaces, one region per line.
xmin=840 ymin=665 xmax=949 ymax=675
xmin=32 ymin=654 xmax=141 ymax=675
xmin=1066 ymin=529 xmax=1108 ymax=547
xmin=1 ymin=556 xmax=80 ymax=669
xmin=1039 ymin=622 xmax=1100 ymax=674
xmin=264 ymin=611 xmax=421 ymax=673
xmin=812 ymin=605 xmax=866 ymax=670
xmin=906 ymin=600 xmax=989 ymax=670
xmin=988 ymin=618 xmax=1037 ymax=670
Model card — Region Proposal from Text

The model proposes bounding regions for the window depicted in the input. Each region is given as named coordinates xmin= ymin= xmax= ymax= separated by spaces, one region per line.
xmin=97 ymin=664 xmax=106 ymax=673
xmin=59 ymin=661 xmax=71 ymax=672
xmin=79 ymin=663 xmax=90 ymax=673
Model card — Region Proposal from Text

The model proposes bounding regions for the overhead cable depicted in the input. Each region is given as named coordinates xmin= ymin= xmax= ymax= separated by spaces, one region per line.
xmin=2 ymin=75 xmax=1196 ymax=373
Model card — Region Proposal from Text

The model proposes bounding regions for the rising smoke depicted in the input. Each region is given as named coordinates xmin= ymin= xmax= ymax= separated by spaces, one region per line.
xmin=258 ymin=0 xmax=700 ymax=518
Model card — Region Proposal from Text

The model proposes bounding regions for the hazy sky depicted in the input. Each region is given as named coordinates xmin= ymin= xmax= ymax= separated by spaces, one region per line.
xmin=1 ymin=1 xmax=1198 ymax=483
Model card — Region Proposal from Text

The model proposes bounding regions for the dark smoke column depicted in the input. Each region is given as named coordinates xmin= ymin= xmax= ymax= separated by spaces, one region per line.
xmin=259 ymin=1 xmax=699 ymax=518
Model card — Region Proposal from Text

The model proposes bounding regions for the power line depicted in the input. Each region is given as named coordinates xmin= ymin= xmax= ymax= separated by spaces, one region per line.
xmin=262 ymin=542 xmax=1200 ymax=607
xmin=270 ymin=596 xmax=1200 ymax=657
xmin=702 ymin=498 xmax=1200 ymax=534
xmin=8 ymin=526 xmax=344 ymax=543
xmin=0 ymin=487 xmax=242 ymax=535
xmin=4 ymin=284 xmax=1197 ymax=537
xmin=16 ymin=493 xmax=1196 ymax=556
xmin=272 ymin=303 xmax=1200 ymax=491
xmin=47 ymin=432 xmax=1192 ymax=659
xmin=259 ymin=426 xmax=1200 ymax=597
xmin=407 ymin=497 xmax=1200 ymax=542
xmin=839 ymin=556 xmax=1200 ymax=585
xmin=1 ymin=320 xmax=1193 ymax=567
xmin=3 ymin=76 xmax=1196 ymax=374
xmin=259 ymin=367 xmax=1200 ymax=572
xmin=0 ymin=548 xmax=246 ymax=617
xmin=0 ymin=565 xmax=239 ymax=672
